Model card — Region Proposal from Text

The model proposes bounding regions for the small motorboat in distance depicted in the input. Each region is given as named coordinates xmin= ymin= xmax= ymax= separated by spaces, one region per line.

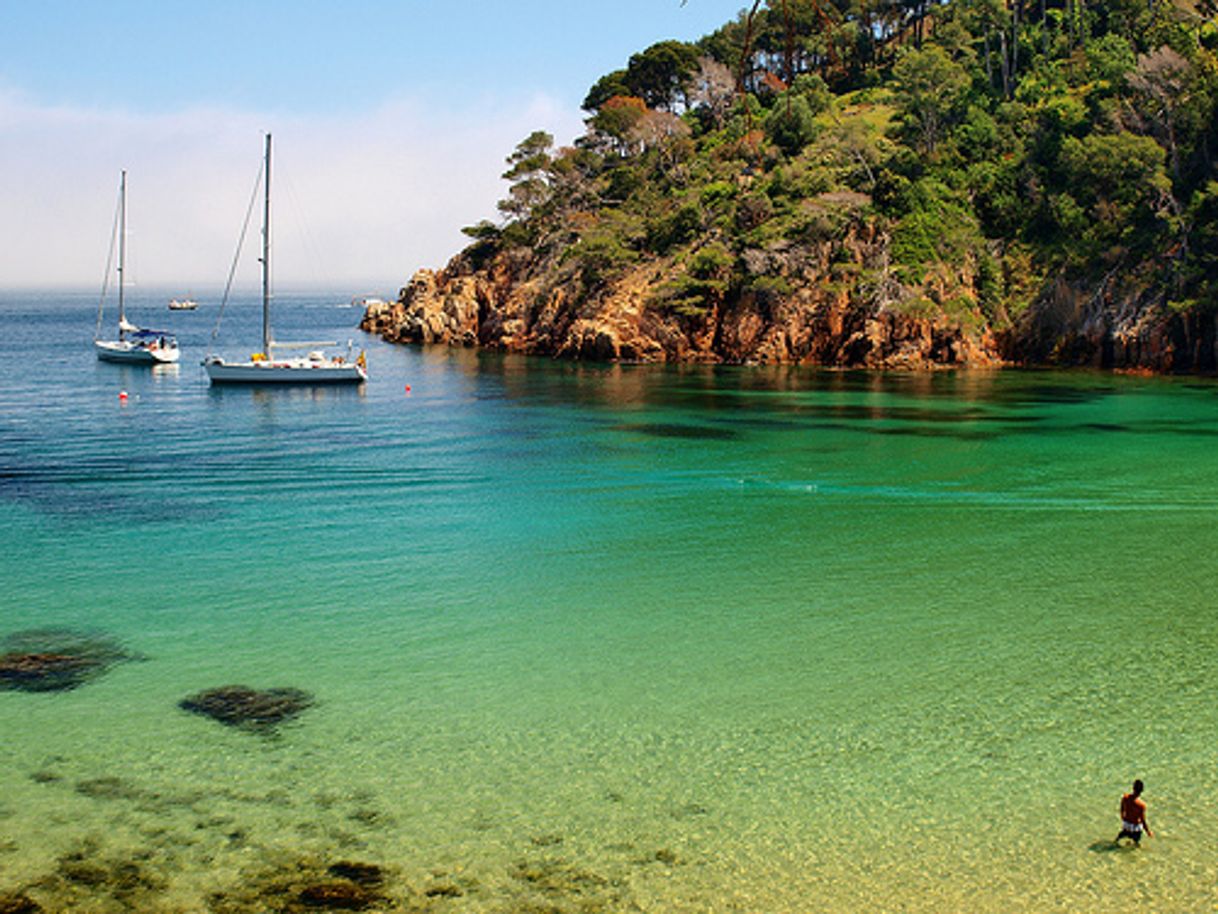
xmin=169 ymin=298 xmax=198 ymax=311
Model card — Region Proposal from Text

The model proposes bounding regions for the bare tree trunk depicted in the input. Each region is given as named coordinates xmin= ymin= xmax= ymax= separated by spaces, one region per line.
xmin=983 ymin=30 xmax=993 ymax=88
xmin=862 ymin=4 xmax=874 ymax=69
xmin=998 ymin=28 xmax=1012 ymax=98
xmin=737 ymin=0 xmax=765 ymax=96
xmin=1167 ymin=118 xmax=1181 ymax=185
xmin=781 ymin=0 xmax=796 ymax=85
xmin=1010 ymin=0 xmax=1020 ymax=87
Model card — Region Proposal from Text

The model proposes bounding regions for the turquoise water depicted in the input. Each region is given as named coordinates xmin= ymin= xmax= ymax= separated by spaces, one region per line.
xmin=2 ymin=290 xmax=1217 ymax=911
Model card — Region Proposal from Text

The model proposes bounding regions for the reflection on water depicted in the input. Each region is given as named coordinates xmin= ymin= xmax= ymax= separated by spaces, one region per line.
xmin=613 ymin=421 xmax=739 ymax=440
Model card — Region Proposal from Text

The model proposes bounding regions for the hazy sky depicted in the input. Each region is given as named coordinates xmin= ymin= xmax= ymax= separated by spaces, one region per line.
xmin=1 ymin=1 xmax=741 ymax=292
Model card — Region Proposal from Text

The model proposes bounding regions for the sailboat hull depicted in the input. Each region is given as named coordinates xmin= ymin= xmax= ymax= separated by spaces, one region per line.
xmin=205 ymin=136 xmax=369 ymax=387
xmin=203 ymin=357 xmax=366 ymax=384
xmin=96 ymin=340 xmax=180 ymax=364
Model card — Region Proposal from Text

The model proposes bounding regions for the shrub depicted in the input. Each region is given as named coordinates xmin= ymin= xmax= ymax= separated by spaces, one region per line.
xmin=766 ymin=94 xmax=819 ymax=156
xmin=564 ymin=233 xmax=639 ymax=288
xmin=699 ymin=181 xmax=736 ymax=209
xmin=736 ymin=194 xmax=774 ymax=231
xmin=655 ymin=243 xmax=736 ymax=317
xmin=646 ymin=202 xmax=703 ymax=253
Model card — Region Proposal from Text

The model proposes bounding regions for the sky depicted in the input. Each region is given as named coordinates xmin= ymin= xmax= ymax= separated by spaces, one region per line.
xmin=0 ymin=1 xmax=744 ymax=293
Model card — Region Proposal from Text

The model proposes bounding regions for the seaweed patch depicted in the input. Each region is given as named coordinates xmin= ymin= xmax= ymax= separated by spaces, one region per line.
xmin=178 ymin=685 xmax=315 ymax=732
xmin=0 ymin=629 xmax=141 ymax=693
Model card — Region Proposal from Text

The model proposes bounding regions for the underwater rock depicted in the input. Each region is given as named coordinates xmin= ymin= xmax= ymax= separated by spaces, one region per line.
xmin=0 ymin=653 xmax=99 ymax=692
xmin=297 ymin=880 xmax=381 ymax=910
xmin=0 ymin=892 xmax=43 ymax=914
xmin=34 ymin=847 xmax=168 ymax=911
xmin=326 ymin=862 xmax=384 ymax=887
xmin=75 ymin=776 xmax=145 ymax=801
xmin=208 ymin=857 xmax=393 ymax=913
xmin=0 ymin=629 xmax=140 ymax=693
xmin=504 ymin=854 xmax=636 ymax=914
xmin=347 ymin=807 xmax=388 ymax=828
xmin=178 ymin=685 xmax=315 ymax=730
xmin=56 ymin=860 xmax=109 ymax=887
xmin=509 ymin=858 xmax=609 ymax=895
xmin=72 ymin=774 xmax=202 ymax=814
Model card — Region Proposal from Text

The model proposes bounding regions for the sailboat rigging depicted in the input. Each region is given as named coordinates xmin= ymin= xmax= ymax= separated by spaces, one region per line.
xmin=94 ymin=171 xmax=180 ymax=365
xmin=203 ymin=134 xmax=367 ymax=385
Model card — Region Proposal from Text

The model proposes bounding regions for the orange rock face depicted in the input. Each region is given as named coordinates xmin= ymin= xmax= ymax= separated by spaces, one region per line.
xmin=362 ymin=245 xmax=1212 ymax=373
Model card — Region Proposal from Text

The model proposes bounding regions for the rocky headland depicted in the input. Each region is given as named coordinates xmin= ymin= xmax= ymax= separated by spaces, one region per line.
xmin=361 ymin=0 xmax=1216 ymax=375
xmin=363 ymin=246 xmax=1218 ymax=373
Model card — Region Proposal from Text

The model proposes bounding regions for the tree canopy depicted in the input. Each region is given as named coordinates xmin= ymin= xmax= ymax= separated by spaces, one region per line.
xmin=467 ymin=0 xmax=1218 ymax=356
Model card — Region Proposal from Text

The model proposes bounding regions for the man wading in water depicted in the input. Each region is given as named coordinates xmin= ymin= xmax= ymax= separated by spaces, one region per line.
xmin=1115 ymin=779 xmax=1153 ymax=846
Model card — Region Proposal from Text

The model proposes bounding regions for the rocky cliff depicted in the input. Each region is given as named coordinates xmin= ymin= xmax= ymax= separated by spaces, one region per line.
xmin=1016 ymin=274 xmax=1218 ymax=373
xmin=361 ymin=244 xmax=1215 ymax=373
xmin=362 ymin=213 xmax=1008 ymax=370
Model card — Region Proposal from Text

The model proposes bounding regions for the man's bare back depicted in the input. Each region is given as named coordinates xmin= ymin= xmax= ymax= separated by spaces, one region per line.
xmin=1116 ymin=780 xmax=1152 ymax=845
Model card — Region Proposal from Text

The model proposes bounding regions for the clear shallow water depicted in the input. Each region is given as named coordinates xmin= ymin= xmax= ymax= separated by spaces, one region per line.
xmin=1 ymin=290 xmax=1217 ymax=911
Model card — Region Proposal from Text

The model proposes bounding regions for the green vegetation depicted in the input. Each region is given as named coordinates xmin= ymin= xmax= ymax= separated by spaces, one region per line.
xmin=467 ymin=0 xmax=1218 ymax=345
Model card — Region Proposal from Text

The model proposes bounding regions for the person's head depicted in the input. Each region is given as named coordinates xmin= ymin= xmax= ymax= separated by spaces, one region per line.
xmin=1132 ymin=779 xmax=1144 ymax=795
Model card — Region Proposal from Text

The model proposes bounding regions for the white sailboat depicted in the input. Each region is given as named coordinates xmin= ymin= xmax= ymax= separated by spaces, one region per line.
xmin=203 ymin=134 xmax=367 ymax=385
xmin=94 ymin=171 xmax=180 ymax=365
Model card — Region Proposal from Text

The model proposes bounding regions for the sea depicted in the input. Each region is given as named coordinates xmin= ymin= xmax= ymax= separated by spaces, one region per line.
xmin=1 ymin=289 xmax=1216 ymax=912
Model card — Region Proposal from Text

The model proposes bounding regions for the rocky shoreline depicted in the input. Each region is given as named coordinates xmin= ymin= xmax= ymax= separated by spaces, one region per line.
xmin=361 ymin=252 xmax=1218 ymax=374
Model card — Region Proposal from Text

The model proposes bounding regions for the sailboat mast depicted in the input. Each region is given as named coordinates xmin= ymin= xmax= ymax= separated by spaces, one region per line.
xmin=118 ymin=170 xmax=127 ymax=340
xmin=262 ymin=133 xmax=272 ymax=356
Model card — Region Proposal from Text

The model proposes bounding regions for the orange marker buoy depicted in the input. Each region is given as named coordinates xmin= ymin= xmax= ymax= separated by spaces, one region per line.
xmin=404 ymin=385 xmax=411 ymax=393
xmin=118 ymin=390 xmax=128 ymax=401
